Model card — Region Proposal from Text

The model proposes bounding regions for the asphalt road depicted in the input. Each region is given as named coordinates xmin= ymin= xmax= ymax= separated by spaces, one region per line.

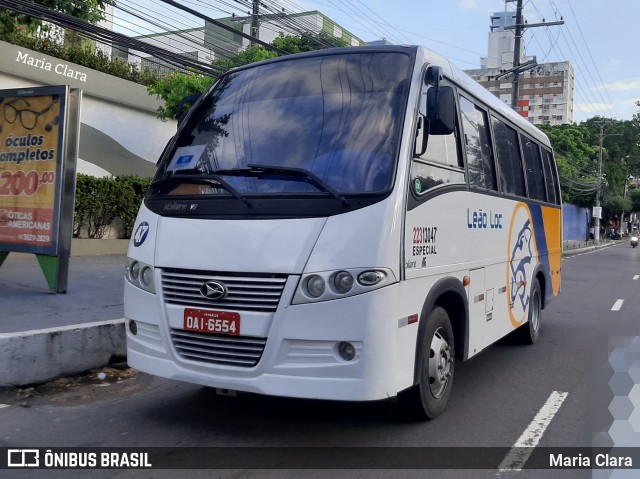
xmin=1 ymin=243 xmax=639 ymax=479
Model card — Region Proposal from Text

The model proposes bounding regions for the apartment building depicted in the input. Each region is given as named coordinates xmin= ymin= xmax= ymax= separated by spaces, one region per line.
xmin=465 ymin=9 xmax=574 ymax=125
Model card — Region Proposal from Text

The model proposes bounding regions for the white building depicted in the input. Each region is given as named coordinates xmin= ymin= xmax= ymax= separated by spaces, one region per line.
xmin=124 ymin=11 xmax=364 ymax=75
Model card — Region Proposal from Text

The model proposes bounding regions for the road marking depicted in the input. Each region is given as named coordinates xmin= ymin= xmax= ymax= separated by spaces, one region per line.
xmin=497 ymin=391 xmax=569 ymax=473
xmin=0 ymin=404 xmax=9 ymax=409
xmin=612 ymin=299 xmax=624 ymax=311
xmin=634 ymin=275 xmax=639 ymax=281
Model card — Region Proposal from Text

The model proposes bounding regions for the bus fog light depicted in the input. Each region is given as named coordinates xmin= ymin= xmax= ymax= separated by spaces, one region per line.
xmin=338 ymin=341 xmax=356 ymax=361
xmin=333 ymin=271 xmax=354 ymax=294
xmin=129 ymin=320 xmax=138 ymax=336
xmin=358 ymin=270 xmax=386 ymax=286
xmin=306 ymin=275 xmax=325 ymax=297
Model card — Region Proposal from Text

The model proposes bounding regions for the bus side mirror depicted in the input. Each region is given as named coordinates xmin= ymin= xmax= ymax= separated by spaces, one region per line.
xmin=427 ymin=86 xmax=455 ymax=135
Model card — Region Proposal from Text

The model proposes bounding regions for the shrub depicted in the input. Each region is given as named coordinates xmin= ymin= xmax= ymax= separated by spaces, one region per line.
xmin=74 ymin=174 xmax=150 ymax=239
xmin=114 ymin=176 xmax=151 ymax=238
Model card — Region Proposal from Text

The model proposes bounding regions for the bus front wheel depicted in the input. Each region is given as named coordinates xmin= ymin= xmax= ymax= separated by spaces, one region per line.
xmin=398 ymin=306 xmax=455 ymax=421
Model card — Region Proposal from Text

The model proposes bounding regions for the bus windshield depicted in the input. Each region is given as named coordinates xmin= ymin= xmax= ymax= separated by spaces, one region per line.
xmin=153 ymin=51 xmax=412 ymax=197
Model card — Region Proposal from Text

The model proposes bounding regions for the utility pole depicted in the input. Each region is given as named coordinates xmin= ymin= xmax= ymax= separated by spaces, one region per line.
xmin=250 ymin=0 xmax=259 ymax=45
xmin=594 ymin=121 xmax=606 ymax=244
xmin=621 ymin=157 xmax=630 ymax=236
xmin=624 ymin=156 xmax=630 ymax=198
xmin=504 ymin=0 xmax=564 ymax=111
xmin=592 ymin=121 xmax=622 ymax=244
xmin=510 ymin=0 xmax=524 ymax=110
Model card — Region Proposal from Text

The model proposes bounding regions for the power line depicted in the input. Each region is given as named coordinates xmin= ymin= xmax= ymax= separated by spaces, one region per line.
xmin=0 ymin=0 xmax=223 ymax=76
xmin=564 ymin=0 xmax=619 ymax=117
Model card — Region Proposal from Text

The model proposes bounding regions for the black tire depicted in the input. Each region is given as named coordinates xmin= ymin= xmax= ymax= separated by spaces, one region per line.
xmin=397 ymin=306 xmax=454 ymax=421
xmin=517 ymin=279 xmax=541 ymax=345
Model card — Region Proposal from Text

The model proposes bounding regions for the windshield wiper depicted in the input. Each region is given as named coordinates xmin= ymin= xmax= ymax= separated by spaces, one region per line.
xmin=215 ymin=164 xmax=348 ymax=206
xmin=150 ymin=174 xmax=251 ymax=207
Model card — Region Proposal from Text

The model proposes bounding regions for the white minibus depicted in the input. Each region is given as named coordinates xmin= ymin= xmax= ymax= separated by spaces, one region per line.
xmin=125 ymin=45 xmax=562 ymax=419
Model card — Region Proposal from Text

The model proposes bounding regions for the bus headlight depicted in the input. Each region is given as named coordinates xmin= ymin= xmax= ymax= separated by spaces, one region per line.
xmin=125 ymin=258 xmax=156 ymax=294
xmin=332 ymin=271 xmax=354 ymax=294
xmin=293 ymin=268 xmax=396 ymax=304
xmin=130 ymin=261 xmax=141 ymax=281
xmin=305 ymin=275 xmax=326 ymax=297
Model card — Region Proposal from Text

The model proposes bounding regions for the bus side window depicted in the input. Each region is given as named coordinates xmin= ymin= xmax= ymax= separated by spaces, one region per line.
xmin=459 ymin=96 xmax=497 ymax=192
xmin=541 ymin=148 xmax=559 ymax=204
xmin=521 ymin=136 xmax=547 ymax=202
xmin=415 ymin=88 xmax=462 ymax=169
xmin=411 ymin=86 xmax=464 ymax=195
xmin=411 ymin=160 xmax=465 ymax=195
xmin=491 ymin=116 xmax=526 ymax=197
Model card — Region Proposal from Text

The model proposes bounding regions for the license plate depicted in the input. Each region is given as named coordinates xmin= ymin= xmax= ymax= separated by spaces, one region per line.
xmin=183 ymin=308 xmax=240 ymax=336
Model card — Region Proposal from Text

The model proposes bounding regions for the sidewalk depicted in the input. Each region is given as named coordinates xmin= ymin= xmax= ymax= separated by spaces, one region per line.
xmin=0 ymin=238 xmax=621 ymax=388
xmin=0 ymin=254 xmax=126 ymax=334
xmin=0 ymin=242 xmax=128 ymax=387
xmin=562 ymin=238 xmax=619 ymax=255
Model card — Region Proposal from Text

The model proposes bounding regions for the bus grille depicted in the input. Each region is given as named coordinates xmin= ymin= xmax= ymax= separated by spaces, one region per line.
xmin=161 ymin=268 xmax=288 ymax=313
xmin=170 ymin=329 xmax=267 ymax=367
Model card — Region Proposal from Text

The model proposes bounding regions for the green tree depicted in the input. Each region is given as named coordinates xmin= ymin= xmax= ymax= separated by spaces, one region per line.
xmin=271 ymin=32 xmax=349 ymax=54
xmin=211 ymin=44 xmax=278 ymax=73
xmin=603 ymin=195 xmax=632 ymax=219
xmin=538 ymin=123 xmax=598 ymax=206
xmin=147 ymin=71 xmax=213 ymax=121
xmin=538 ymin=107 xmax=640 ymax=213
xmin=629 ymin=189 xmax=640 ymax=213
xmin=582 ymin=117 xmax=639 ymax=165
xmin=149 ymin=34 xmax=348 ymax=120
xmin=1 ymin=0 xmax=113 ymax=37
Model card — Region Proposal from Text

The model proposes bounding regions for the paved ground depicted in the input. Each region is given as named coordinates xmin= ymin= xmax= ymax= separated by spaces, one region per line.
xmin=0 ymin=254 xmax=126 ymax=334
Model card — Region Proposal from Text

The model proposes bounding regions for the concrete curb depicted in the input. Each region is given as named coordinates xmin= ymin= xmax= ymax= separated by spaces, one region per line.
xmin=562 ymin=241 xmax=619 ymax=256
xmin=0 ymin=319 xmax=125 ymax=388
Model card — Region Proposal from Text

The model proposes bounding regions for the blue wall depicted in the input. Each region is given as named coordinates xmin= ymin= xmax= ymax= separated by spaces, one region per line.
xmin=562 ymin=203 xmax=590 ymax=241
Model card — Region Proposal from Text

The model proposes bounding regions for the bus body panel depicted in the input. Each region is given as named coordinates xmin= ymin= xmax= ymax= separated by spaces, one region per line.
xmin=155 ymin=215 xmax=327 ymax=274
xmin=405 ymin=191 xmax=561 ymax=358
xmin=302 ymin=197 xmax=402 ymax=276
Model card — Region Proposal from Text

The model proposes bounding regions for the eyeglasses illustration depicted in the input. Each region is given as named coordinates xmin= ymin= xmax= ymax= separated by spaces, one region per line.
xmin=3 ymin=95 xmax=59 ymax=130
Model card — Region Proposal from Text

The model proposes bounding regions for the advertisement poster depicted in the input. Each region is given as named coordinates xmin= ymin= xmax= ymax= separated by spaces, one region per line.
xmin=0 ymin=86 xmax=67 ymax=255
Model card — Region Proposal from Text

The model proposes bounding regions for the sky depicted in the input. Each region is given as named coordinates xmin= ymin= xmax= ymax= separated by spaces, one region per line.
xmin=113 ymin=0 xmax=640 ymax=124
xmin=295 ymin=0 xmax=640 ymax=123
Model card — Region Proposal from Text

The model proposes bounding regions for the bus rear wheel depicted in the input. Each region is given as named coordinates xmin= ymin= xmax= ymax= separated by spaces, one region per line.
xmin=398 ymin=306 xmax=454 ymax=421
xmin=517 ymin=279 xmax=541 ymax=345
